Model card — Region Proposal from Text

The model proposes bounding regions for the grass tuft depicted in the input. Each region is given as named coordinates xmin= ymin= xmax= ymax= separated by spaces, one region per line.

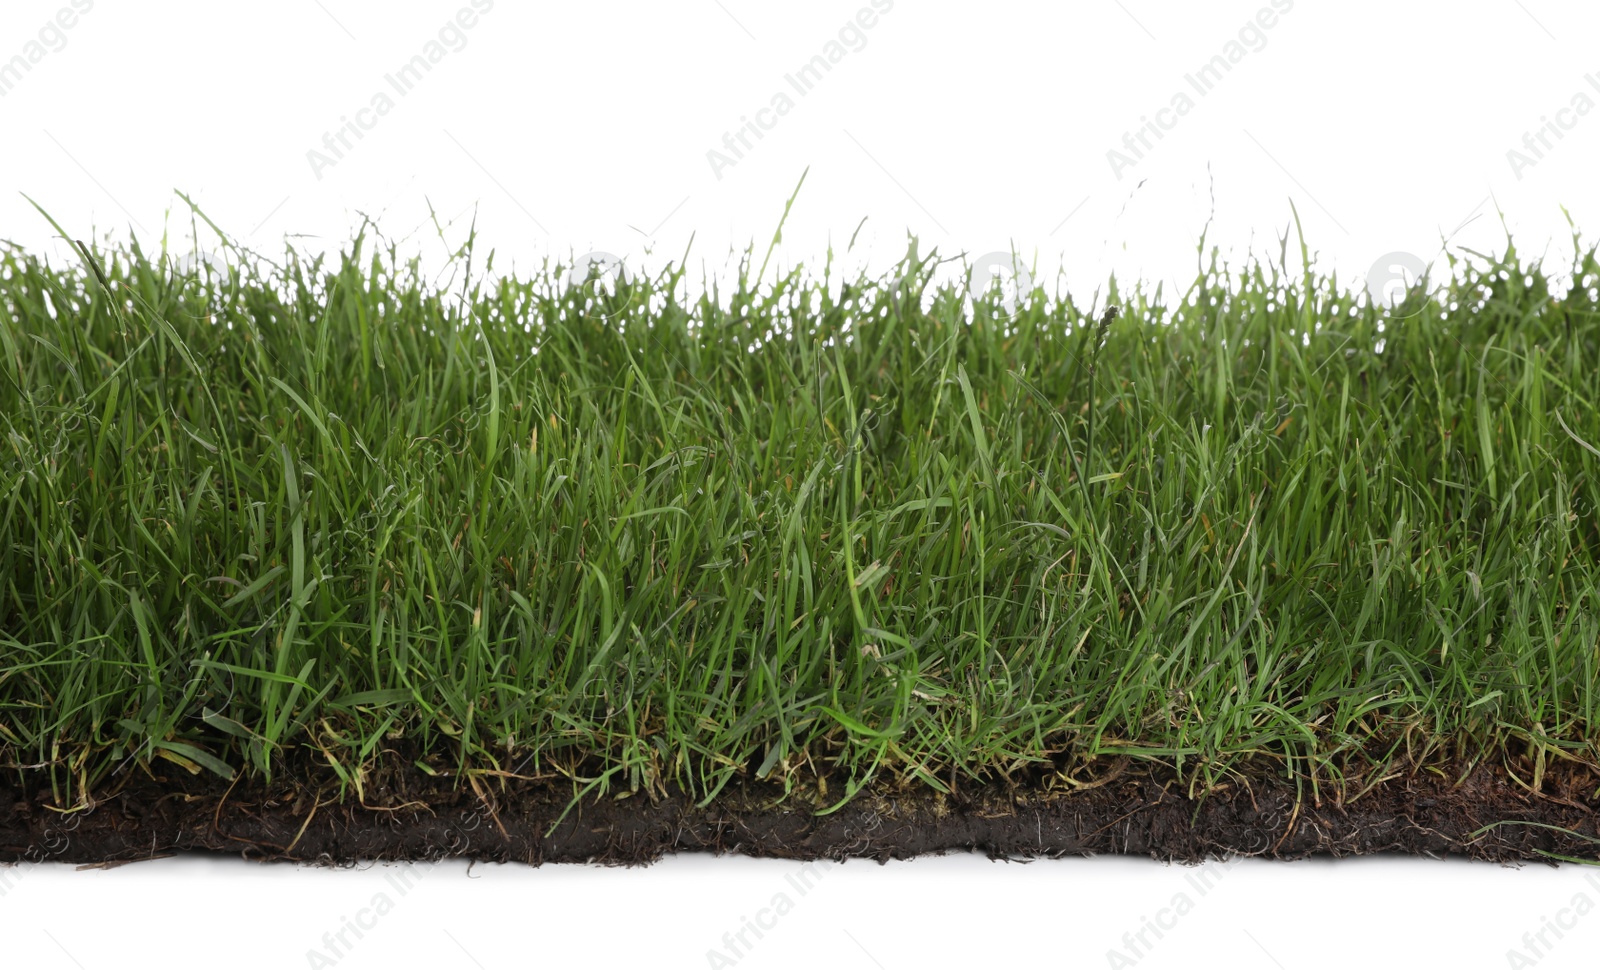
xmin=2 ymin=219 xmax=1599 ymax=808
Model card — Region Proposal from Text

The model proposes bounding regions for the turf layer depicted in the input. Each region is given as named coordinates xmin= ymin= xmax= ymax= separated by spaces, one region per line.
xmin=3 ymin=220 xmax=1600 ymax=861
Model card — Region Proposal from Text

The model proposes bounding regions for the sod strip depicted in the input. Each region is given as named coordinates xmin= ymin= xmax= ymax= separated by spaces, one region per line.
xmin=2 ymin=229 xmax=1599 ymax=864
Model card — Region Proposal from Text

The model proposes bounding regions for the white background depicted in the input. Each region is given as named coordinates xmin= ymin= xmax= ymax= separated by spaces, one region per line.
xmin=3 ymin=1 xmax=1600 ymax=967
xmin=3 ymin=0 xmax=1599 ymax=296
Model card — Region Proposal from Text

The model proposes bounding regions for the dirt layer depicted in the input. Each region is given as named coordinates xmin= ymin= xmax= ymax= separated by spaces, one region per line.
xmin=3 ymin=752 xmax=1598 ymax=866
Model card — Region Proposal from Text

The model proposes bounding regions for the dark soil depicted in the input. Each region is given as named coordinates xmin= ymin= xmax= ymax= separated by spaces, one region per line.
xmin=4 ymin=749 xmax=1598 ymax=867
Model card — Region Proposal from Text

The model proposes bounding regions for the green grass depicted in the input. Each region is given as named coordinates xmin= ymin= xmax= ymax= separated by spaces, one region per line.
xmin=3 ymin=211 xmax=1599 ymax=812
